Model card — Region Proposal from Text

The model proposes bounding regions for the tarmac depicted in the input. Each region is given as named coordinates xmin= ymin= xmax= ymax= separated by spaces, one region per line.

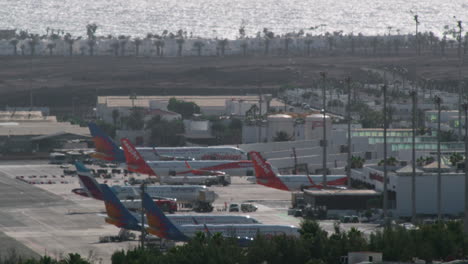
xmin=0 ymin=161 xmax=379 ymax=263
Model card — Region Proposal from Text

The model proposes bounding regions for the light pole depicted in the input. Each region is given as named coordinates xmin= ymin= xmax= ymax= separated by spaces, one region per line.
xmin=320 ymin=72 xmax=327 ymax=187
xmin=346 ymin=77 xmax=352 ymax=188
xmin=140 ymin=182 xmax=146 ymax=249
xmin=463 ymin=102 xmax=468 ymax=234
xmin=434 ymin=95 xmax=442 ymax=221
xmin=130 ymin=92 xmax=137 ymax=108
xmin=383 ymin=84 xmax=388 ymax=223
xmin=410 ymin=90 xmax=417 ymax=224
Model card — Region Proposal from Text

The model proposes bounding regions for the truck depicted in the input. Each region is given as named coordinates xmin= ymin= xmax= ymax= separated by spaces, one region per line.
xmin=192 ymin=189 xmax=216 ymax=212
xmin=121 ymin=197 xmax=178 ymax=213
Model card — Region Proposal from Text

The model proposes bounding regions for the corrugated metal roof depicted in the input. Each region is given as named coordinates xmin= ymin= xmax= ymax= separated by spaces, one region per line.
xmin=98 ymin=96 xmax=284 ymax=108
xmin=0 ymin=122 xmax=90 ymax=136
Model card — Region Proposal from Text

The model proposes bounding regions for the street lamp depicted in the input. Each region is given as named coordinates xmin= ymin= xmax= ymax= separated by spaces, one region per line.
xmin=346 ymin=77 xmax=352 ymax=188
xmin=382 ymin=84 xmax=388 ymax=224
xmin=140 ymin=182 xmax=146 ymax=249
xmin=130 ymin=92 xmax=137 ymax=108
xmin=463 ymin=102 xmax=468 ymax=234
xmin=434 ymin=95 xmax=442 ymax=221
xmin=320 ymin=72 xmax=327 ymax=187
xmin=410 ymin=90 xmax=417 ymax=224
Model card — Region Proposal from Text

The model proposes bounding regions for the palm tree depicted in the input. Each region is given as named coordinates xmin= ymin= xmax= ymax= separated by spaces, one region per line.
xmin=17 ymin=30 xmax=29 ymax=40
xmin=349 ymin=34 xmax=356 ymax=54
xmin=9 ymin=39 xmax=18 ymax=55
xmin=28 ymin=35 xmax=39 ymax=56
xmin=86 ymin=23 xmax=98 ymax=40
xmin=449 ymin=152 xmax=463 ymax=166
xmin=20 ymin=44 xmax=25 ymax=56
xmin=440 ymin=34 xmax=447 ymax=56
xmin=304 ymin=38 xmax=313 ymax=56
xmin=350 ymin=156 xmax=365 ymax=168
xmin=240 ymin=42 xmax=248 ymax=56
xmin=193 ymin=41 xmax=204 ymax=56
xmin=371 ymin=37 xmax=379 ymax=55
xmin=413 ymin=14 xmax=421 ymax=56
xmin=112 ymin=109 xmax=120 ymax=127
xmin=176 ymin=38 xmax=185 ymax=56
xmin=46 ymin=42 xmax=56 ymax=55
xmin=218 ymin=39 xmax=228 ymax=56
xmin=326 ymin=32 xmax=334 ymax=51
xmin=64 ymin=34 xmax=75 ymax=56
xmin=284 ymin=37 xmax=292 ymax=55
xmin=264 ymin=37 xmax=270 ymax=55
xmin=118 ymin=35 xmax=128 ymax=56
xmin=110 ymin=41 xmax=119 ymax=56
xmin=134 ymin=37 xmax=142 ymax=56
xmin=456 ymin=20 xmax=463 ymax=59
xmin=87 ymin=39 xmax=96 ymax=56
xmin=154 ymin=39 xmax=164 ymax=57
xmin=273 ymin=131 xmax=290 ymax=142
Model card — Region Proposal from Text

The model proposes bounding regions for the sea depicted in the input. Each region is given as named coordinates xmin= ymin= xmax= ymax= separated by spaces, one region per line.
xmin=1 ymin=0 xmax=468 ymax=39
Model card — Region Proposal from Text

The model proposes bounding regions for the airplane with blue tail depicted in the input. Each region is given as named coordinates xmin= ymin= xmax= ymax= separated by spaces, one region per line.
xmin=101 ymin=184 xmax=142 ymax=231
xmin=88 ymin=123 xmax=126 ymax=162
xmin=99 ymin=182 xmax=258 ymax=231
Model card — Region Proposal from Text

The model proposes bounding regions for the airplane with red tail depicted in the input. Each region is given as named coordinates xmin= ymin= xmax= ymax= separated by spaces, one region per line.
xmin=248 ymin=151 xmax=348 ymax=191
xmin=121 ymin=138 xmax=252 ymax=177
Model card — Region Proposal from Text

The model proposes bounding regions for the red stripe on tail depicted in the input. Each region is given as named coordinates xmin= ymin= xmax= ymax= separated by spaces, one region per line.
xmin=121 ymin=138 xmax=157 ymax=176
xmin=249 ymin=151 xmax=290 ymax=191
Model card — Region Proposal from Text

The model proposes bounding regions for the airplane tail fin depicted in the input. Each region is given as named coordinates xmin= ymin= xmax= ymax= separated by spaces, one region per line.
xmin=88 ymin=123 xmax=125 ymax=162
xmin=100 ymin=184 xmax=141 ymax=231
xmin=75 ymin=162 xmax=104 ymax=200
xmin=142 ymin=192 xmax=187 ymax=241
xmin=248 ymin=151 xmax=289 ymax=191
xmin=121 ymin=138 xmax=157 ymax=177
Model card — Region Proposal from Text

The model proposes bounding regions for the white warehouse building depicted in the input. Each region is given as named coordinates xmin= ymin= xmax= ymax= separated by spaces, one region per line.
xmin=351 ymin=163 xmax=468 ymax=217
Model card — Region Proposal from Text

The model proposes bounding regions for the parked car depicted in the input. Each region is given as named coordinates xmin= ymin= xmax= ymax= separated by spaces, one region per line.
xmin=229 ymin=204 xmax=240 ymax=212
xmin=241 ymin=203 xmax=258 ymax=212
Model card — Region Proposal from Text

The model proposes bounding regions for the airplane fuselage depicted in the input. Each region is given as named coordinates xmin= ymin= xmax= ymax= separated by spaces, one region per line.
xmin=177 ymin=224 xmax=299 ymax=239
xmin=110 ymin=185 xmax=212 ymax=203
xmin=146 ymin=160 xmax=253 ymax=176
xmin=131 ymin=213 xmax=259 ymax=225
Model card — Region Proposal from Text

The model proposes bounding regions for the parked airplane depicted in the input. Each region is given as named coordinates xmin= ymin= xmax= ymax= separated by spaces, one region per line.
xmin=99 ymin=183 xmax=260 ymax=231
xmin=121 ymin=138 xmax=252 ymax=177
xmin=73 ymin=162 xmax=216 ymax=212
xmin=142 ymin=192 xmax=299 ymax=243
xmin=73 ymin=162 xmax=178 ymax=212
xmin=248 ymin=151 xmax=347 ymax=191
xmin=88 ymin=123 xmax=247 ymax=162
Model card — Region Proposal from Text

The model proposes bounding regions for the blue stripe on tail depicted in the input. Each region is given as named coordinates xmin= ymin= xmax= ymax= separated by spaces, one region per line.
xmin=100 ymin=184 xmax=141 ymax=231
xmin=75 ymin=162 xmax=104 ymax=200
xmin=88 ymin=123 xmax=126 ymax=162
xmin=142 ymin=192 xmax=188 ymax=241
